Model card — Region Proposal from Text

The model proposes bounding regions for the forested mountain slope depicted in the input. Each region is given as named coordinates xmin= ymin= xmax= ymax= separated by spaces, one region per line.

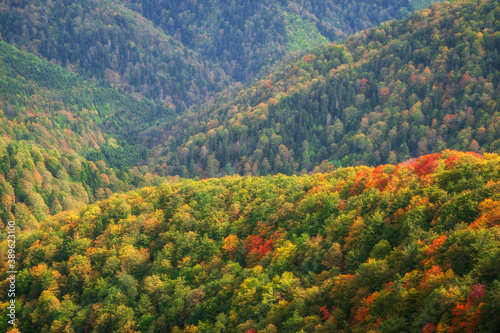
xmin=142 ymin=0 xmax=500 ymax=178
xmin=0 ymin=0 xmax=450 ymax=234
xmin=1 ymin=151 xmax=499 ymax=332
xmin=0 ymin=0 xmax=438 ymax=110
xmin=124 ymin=0 xmax=434 ymax=82
xmin=0 ymin=41 xmax=165 ymax=149
xmin=0 ymin=41 xmax=168 ymax=229
xmin=0 ymin=0 xmax=231 ymax=110
xmin=1 ymin=1 xmax=500 ymax=332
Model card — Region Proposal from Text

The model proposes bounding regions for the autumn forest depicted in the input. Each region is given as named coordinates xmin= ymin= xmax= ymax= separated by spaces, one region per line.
xmin=0 ymin=0 xmax=499 ymax=332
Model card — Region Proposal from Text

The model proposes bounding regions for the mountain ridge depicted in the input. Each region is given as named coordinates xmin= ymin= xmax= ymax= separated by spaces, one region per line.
xmin=1 ymin=150 xmax=499 ymax=332
xmin=139 ymin=0 xmax=500 ymax=178
xmin=0 ymin=0 xmax=441 ymax=111
xmin=0 ymin=1 xmax=499 ymax=332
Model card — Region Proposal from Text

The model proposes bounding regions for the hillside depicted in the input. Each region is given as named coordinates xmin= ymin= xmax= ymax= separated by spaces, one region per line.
xmin=141 ymin=0 xmax=500 ymax=178
xmin=0 ymin=41 xmax=169 ymax=228
xmin=0 ymin=0 xmax=231 ymax=110
xmin=0 ymin=41 xmax=168 ymax=149
xmin=0 ymin=0 xmax=439 ymax=111
xmin=1 ymin=151 xmax=499 ymax=332
xmin=0 ymin=1 xmax=499 ymax=332
xmin=124 ymin=0 xmax=433 ymax=82
xmin=0 ymin=0 xmax=432 ymax=235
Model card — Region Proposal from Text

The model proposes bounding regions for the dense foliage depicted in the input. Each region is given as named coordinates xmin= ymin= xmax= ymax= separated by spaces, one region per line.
xmin=0 ymin=138 xmax=166 ymax=230
xmin=1 ymin=1 xmax=500 ymax=332
xmin=0 ymin=40 xmax=167 ymax=147
xmin=0 ymin=0 xmax=436 ymax=110
xmin=1 ymin=151 xmax=499 ymax=332
xmin=0 ymin=0 xmax=231 ymax=110
xmin=124 ymin=0 xmax=427 ymax=82
xmin=0 ymin=41 xmax=170 ymax=228
xmin=145 ymin=0 xmax=500 ymax=178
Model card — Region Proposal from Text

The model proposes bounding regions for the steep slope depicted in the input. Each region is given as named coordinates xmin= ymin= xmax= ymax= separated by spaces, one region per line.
xmin=124 ymin=0 xmax=429 ymax=82
xmin=0 ymin=139 xmax=167 ymax=230
xmin=0 ymin=0 xmax=440 ymax=111
xmin=1 ymin=151 xmax=499 ymax=332
xmin=0 ymin=0 xmax=231 ymax=110
xmin=0 ymin=41 xmax=165 ymax=150
xmin=143 ymin=0 xmax=500 ymax=178
xmin=0 ymin=41 xmax=167 ymax=228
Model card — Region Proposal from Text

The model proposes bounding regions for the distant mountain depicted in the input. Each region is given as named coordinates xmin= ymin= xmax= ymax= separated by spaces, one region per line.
xmin=0 ymin=0 xmax=231 ymax=111
xmin=4 ymin=150 xmax=500 ymax=332
xmin=142 ymin=0 xmax=500 ymax=178
xmin=0 ymin=0 xmax=438 ymax=111
xmin=124 ymin=0 xmax=430 ymax=82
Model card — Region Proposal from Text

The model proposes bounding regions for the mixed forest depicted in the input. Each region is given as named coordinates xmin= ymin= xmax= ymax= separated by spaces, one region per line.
xmin=2 ymin=151 xmax=500 ymax=332
xmin=0 ymin=40 xmax=169 ymax=229
xmin=0 ymin=0 xmax=438 ymax=110
xmin=0 ymin=0 xmax=500 ymax=332
xmin=144 ymin=0 xmax=500 ymax=178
